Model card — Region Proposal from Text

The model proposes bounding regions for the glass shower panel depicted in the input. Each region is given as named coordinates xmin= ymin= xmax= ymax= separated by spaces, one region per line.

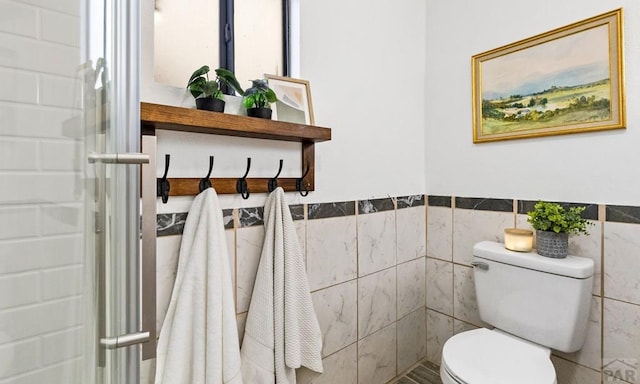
xmin=0 ymin=0 xmax=142 ymax=383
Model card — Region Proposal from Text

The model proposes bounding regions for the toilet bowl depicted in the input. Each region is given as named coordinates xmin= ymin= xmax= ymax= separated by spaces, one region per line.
xmin=438 ymin=241 xmax=594 ymax=384
xmin=439 ymin=328 xmax=556 ymax=384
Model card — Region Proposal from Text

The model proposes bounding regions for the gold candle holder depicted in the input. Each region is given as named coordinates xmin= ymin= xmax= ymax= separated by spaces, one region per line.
xmin=504 ymin=228 xmax=533 ymax=252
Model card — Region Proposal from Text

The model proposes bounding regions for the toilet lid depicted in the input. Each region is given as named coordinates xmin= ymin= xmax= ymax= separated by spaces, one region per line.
xmin=442 ymin=328 xmax=556 ymax=384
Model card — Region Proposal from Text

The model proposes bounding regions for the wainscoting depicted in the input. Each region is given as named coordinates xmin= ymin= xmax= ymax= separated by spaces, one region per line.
xmin=145 ymin=194 xmax=640 ymax=384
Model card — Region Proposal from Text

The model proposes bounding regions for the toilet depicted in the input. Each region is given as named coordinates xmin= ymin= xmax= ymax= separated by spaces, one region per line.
xmin=440 ymin=240 xmax=594 ymax=384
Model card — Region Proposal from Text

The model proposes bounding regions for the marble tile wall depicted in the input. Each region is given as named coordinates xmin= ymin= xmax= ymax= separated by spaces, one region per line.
xmin=148 ymin=194 xmax=640 ymax=384
xmin=426 ymin=196 xmax=640 ymax=384
xmin=148 ymin=194 xmax=427 ymax=384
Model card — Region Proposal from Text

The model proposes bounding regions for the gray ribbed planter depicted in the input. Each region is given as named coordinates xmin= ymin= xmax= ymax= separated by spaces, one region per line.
xmin=536 ymin=230 xmax=568 ymax=258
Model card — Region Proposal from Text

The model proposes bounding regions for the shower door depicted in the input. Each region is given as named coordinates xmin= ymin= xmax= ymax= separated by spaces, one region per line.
xmin=85 ymin=0 xmax=151 ymax=383
xmin=0 ymin=0 xmax=147 ymax=383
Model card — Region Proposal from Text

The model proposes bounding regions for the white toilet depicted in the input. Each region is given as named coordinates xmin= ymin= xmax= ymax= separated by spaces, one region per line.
xmin=440 ymin=240 xmax=594 ymax=384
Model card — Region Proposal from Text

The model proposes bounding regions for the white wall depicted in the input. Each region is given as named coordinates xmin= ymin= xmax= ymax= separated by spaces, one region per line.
xmin=141 ymin=0 xmax=428 ymax=209
xmin=298 ymin=0 xmax=427 ymax=203
xmin=425 ymin=0 xmax=640 ymax=205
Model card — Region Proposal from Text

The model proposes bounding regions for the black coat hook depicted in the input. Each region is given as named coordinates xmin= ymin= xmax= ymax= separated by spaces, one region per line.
xmin=296 ymin=162 xmax=310 ymax=197
xmin=268 ymin=159 xmax=284 ymax=192
xmin=236 ymin=157 xmax=251 ymax=199
xmin=157 ymin=154 xmax=170 ymax=203
xmin=198 ymin=156 xmax=214 ymax=192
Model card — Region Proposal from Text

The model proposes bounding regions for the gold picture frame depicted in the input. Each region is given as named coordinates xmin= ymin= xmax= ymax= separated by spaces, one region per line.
xmin=264 ymin=74 xmax=315 ymax=125
xmin=472 ymin=8 xmax=625 ymax=143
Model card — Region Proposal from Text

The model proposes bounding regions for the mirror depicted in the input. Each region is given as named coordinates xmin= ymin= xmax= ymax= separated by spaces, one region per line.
xmin=154 ymin=0 xmax=284 ymax=91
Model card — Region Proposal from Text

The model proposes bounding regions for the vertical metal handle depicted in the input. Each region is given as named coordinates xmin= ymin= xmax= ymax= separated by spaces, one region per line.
xmin=141 ymin=135 xmax=157 ymax=360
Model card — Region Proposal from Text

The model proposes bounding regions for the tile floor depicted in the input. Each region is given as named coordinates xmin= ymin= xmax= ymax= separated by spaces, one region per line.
xmin=391 ymin=360 xmax=442 ymax=384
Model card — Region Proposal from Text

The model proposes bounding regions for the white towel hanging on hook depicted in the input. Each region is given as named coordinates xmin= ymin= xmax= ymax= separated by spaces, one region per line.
xmin=155 ymin=187 xmax=243 ymax=384
xmin=240 ymin=187 xmax=323 ymax=384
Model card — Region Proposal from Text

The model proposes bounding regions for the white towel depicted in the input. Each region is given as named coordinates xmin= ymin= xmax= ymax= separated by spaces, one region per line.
xmin=240 ymin=187 xmax=323 ymax=384
xmin=155 ymin=188 xmax=243 ymax=384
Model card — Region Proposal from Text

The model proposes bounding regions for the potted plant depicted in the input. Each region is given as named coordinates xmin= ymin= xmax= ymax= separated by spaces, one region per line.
xmin=187 ymin=66 xmax=244 ymax=112
xmin=242 ymin=79 xmax=277 ymax=119
xmin=527 ymin=201 xmax=593 ymax=258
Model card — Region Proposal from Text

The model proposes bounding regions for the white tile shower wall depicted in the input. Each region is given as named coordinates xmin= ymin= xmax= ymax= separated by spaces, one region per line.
xmin=426 ymin=197 xmax=640 ymax=384
xmin=0 ymin=1 xmax=83 ymax=382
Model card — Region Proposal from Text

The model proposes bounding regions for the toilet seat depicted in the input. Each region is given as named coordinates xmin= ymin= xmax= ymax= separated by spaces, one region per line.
xmin=441 ymin=328 xmax=556 ymax=384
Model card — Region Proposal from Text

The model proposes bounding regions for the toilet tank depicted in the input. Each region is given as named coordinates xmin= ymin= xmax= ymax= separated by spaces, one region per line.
xmin=472 ymin=241 xmax=594 ymax=353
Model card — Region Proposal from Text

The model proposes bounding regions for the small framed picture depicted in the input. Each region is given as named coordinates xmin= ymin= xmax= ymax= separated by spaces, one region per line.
xmin=265 ymin=74 xmax=315 ymax=125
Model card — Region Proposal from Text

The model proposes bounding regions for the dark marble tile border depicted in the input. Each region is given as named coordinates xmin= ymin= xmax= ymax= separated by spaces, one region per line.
xmin=308 ymin=201 xmax=356 ymax=220
xmin=237 ymin=204 xmax=306 ymax=228
xmin=238 ymin=207 xmax=264 ymax=228
xmin=517 ymin=200 xmax=599 ymax=221
xmin=157 ymin=212 xmax=187 ymax=237
xmin=455 ymin=197 xmax=513 ymax=212
xmin=289 ymin=204 xmax=305 ymax=221
xmin=427 ymin=195 xmax=452 ymax=208
xmin=157 ymin=208 xmax=233 ymax=236
xmin=397 ymin=195 xmax=425 ymax=209
xmin=222 ymin=209 xmax=234 ymax=228
xmin=606 ymin=205 xmax=640 ymax=224
xmin=358 ymin=197 xmax=395 ymax=214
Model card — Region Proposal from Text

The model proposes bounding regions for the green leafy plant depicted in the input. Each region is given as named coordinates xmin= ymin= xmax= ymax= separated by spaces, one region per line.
xmin=242 ymin=79 xmax=277 ymax=109
xmin=187 ymin=66 xmax=244 ymax=100
xmin=527 ymin=201 xmax=592 ymax=235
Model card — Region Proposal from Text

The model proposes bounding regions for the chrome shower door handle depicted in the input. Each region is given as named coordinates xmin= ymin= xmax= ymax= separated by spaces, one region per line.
xmin=90 ymin=146 xmax=156 ymax=362
xmin=88 ymin=152 xmax=150 ymax=164
xmin=101 ymin=331 xmax=150 ymax=350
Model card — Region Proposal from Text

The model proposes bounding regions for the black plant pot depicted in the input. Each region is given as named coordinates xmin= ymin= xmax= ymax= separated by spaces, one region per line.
xmin=195 ymin=98 xmax=225 ymax=112
xmin=247 ymin=107 xmax=272 ymax=119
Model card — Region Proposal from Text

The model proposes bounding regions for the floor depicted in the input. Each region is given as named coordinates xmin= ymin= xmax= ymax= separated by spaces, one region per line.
xmin=391 ymin=360 xmax=443 ymax=384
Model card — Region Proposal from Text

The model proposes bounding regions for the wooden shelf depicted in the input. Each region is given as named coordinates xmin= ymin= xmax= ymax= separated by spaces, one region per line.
xmin=140 ymin=102 xmax=331 ymax=197
xmin=141 ymin=102 xmax=331 ymax=142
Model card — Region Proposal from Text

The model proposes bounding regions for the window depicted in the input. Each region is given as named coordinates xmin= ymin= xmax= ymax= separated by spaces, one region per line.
xmin=154 ymin=0 xmax=290 ymax=90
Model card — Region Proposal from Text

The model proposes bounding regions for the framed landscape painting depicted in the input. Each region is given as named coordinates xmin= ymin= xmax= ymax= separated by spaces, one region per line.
xmin=472 ymin=9 xmax=625 ymax=143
